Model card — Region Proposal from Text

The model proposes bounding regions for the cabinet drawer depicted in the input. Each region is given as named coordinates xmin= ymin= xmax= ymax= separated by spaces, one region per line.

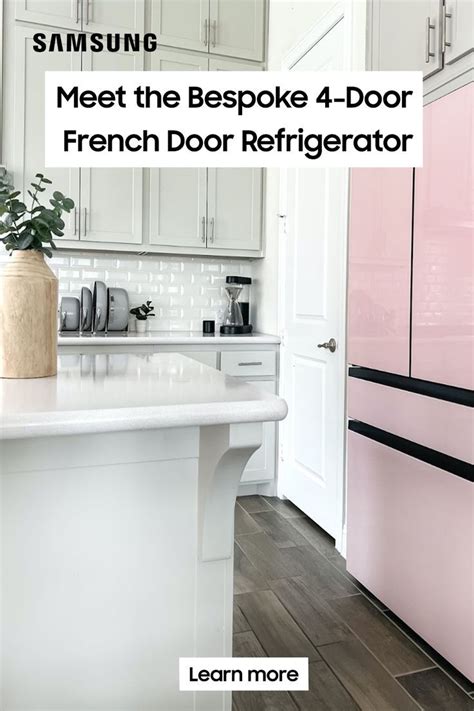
xmin=347 ymin=430 xmax=474 ymax=681
xmin=220 ymin=351 xmax=276 ymax=377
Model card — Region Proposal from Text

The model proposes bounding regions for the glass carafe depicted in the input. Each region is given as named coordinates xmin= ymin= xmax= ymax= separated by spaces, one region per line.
xmin=223 ymin=285 xmax=244 ymax=327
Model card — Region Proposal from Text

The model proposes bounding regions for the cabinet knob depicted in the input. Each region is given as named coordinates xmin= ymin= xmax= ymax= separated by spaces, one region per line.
xmin=317 ymin=338 xmax=337 ymax=353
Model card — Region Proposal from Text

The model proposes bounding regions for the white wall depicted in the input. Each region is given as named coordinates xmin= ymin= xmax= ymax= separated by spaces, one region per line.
xmin=0 ymin=251 xmax=253 ymax=332
xmin=253 ymin=0 xmax=335 ymax=334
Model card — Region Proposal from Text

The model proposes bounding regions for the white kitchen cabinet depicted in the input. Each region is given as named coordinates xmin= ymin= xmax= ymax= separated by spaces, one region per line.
xmin=14 ymin=0 xmax=144 ymax=33
xmin=15 ymin=0 xmax=81 ymax=29
xmin=151 ymin=0 xmax=209 ymax=54
xmin=13 ymin=27 xmax=80 ymax=241
xmin=80 ymin=46 xmax=143 ymax=245
xmin=83 ymin=0 xmax=144 ymax=35
xmin=241 ymin=380 xmax=276 ymax=483
xmin=207 ymin=168 xmax=263 ymax=252
xmin=150 ymin=0 xmax=265 ymax=62
xmin=370 ymin=0 xmax=443 ymax=77
xmin=443 ymin=0 xmax=474 ymax=64
xmin=149 ymin=50 xmax=208 ymax=250
xmin=209 ymin=0 xmax=265 ymax=61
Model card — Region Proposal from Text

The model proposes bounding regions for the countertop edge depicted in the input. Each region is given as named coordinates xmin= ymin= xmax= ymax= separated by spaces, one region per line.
xmin=58 ymin=333 xmax=281 ymax=346
xmin=0 ymin=398 xmax=288 ymax=441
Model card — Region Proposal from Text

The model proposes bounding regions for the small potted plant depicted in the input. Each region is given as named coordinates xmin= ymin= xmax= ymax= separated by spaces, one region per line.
xmin=130 ymin=300 xmax=155 ymax=334
xmin=0 ymin=170 xmax=75 ymax=378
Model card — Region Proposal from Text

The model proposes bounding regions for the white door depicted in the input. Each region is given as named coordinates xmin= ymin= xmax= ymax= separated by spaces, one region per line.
xmin=84 ymin=0 xmax=145 ymax=35
xmin=279 ymin=20 xmax=347 ymax=539
xmin=13 ymin=27 xmax=80 ymax=241
xmin=80 ymin=46 xmax=143 ymax=245
xmin=15 ymin=0 xmax=81 ymax=29
xmin=241 ymin=381 xmax=277 ymax=483
xmin=149 ymin=50 xmax=208 ymax=249
xmin=444 ymin=0 xmax=474 ymax=64
xmin=209 ymin=0 xmax=265 ymax=61
xmin=373 ymin=0 xmax=442 ymax=78
xmin=207 ymin=58 xmax=263 ymax=253
xmin=151 ymin=0 xmax=209 ymax=53
xmin=207 ymin=169 xmax=262 ymax=252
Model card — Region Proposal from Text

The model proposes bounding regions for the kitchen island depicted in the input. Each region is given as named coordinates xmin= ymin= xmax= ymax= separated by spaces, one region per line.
xmin=0 ymin=353 xmax=287 ymax=711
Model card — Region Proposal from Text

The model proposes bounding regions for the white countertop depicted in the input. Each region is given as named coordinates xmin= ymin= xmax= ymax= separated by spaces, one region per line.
xmin=58 ymin=330 xmax=280 ymax=346
xmin=0 ymin=353 xmax=287 ymax=440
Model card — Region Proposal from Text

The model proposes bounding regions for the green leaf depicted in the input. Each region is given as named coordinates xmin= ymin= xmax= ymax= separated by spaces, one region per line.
xmin=18 ymin=234 xmax=34 ymax=249
xmin=42 ymin=178 xmax=52 ymax=184
xmin=41 ymin=247 xmax=53 ymax=258
xmin=50 ymin=227 xmax=64 ymax=237
xmin=35 ymin=173 xmax=44 ymax=179
xmin=31 ymin=183 xmax=46 ymax=192
xmin=8 ymin=191 xmax=21 ymax=200
xmin=53 ymin=191 xmax=65 ymax=201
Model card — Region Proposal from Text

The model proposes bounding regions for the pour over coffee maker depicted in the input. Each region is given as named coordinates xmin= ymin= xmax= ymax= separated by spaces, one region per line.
xmin=220 ymin=276 xmax=253 ymax=335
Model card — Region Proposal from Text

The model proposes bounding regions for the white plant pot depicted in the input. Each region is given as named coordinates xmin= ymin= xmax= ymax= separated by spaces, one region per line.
xmin=136 ymin=319 xmax=147 ymax=334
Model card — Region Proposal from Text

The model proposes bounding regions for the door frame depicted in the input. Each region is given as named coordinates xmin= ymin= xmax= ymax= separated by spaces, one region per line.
xmin=277 ymin=1 xmax=367 ymax=554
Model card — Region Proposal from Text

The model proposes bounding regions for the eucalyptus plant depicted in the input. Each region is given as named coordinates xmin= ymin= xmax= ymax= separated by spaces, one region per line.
xmin=0 ymin=172 xmax=75 ymax=257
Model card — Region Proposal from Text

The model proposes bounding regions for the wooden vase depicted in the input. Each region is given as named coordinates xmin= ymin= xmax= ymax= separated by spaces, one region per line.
xmin=0 ymin=251 xmax=58 ymax=378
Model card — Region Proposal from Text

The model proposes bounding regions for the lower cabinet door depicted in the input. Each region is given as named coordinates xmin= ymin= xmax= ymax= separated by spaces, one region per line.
xmin=241 ymin=380 xmax=276 ymax=483
xmin=346 ymin=429 xmax=473 ymax=681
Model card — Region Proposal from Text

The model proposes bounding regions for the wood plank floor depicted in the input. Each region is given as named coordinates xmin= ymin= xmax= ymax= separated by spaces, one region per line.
xmin=233 ymin=496 xmax=474 ymax=711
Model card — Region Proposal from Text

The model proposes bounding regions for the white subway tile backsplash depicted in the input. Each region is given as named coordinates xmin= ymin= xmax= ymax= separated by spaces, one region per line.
xmin=0 ymin=250 xmax=254 ymax=331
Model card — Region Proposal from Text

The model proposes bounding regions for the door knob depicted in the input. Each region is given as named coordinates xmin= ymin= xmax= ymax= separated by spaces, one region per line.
xmin=317 ymin=338 xmax=337 ymax=353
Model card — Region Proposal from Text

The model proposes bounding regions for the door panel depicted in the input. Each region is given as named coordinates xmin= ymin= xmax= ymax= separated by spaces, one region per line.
xmin=15 ymin=0 xmax=80 ymax=29
xmin=80 ymin=47 xmax=143 ymax=245
xmin=444 ymin=0 xmax=474 ymax=64
xmin=149 ymin=51 xmax=207 ymax=249
xmin=207 ymin=169 xmax=262 ymax=252
xmin=85 ymin=0 xmax=145 ymax=35
xmin=150 ymin=169 xmax=207 ymax=248
xmin=151 ymin=0 xmax=209 ymax=53
xmin=241 ymin=381 xmax=276 ymax=483
xmin=372 ymin=0 xmax=443 ymax=78
xmin=412 ymin=83 xmax=473 ymax=389
xmin=279 ymin=20 xmax=346 ymax=538
xmin=209 ymin=0 xmax=265 ymax=61
xmin=347 ymin=430 xmax=473 ymax=681
xmin=348 ymin=169 xmax=413 ymax=375
xmin=14 ymin=27 xmax=80 ymax=241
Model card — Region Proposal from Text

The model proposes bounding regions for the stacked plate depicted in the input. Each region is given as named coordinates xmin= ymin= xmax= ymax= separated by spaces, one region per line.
xmin=59 ymin=281 xmax=129 ymax=333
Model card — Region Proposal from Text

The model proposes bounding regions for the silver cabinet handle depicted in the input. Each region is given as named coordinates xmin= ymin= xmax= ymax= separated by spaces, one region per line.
xmin=85 ymin=0 xmax=90 ymax=24
xmin=83 ymin=207 xmax=87 ymax=237
xmin=317 ymin=338 xmax=337 ymax=353
xmin=73 ymin=207 xmax=78 ymax=235
xmin=212 ymin=19 xmax=217 ymax=48
xmin=203 ymin=18 xmax=208 ymax=46
xmin=201 ymin=216 xmax=206 ymax=242
xmin=75 ymin=0 xmax=80 ymax=23
xmin=425 ymin=16 xmax=435 ymax=63
xmin=238 ymin=361 xmax=263 ymax=366
xmin=442 ymin=6 xmax=452 ymax=49
xmin=209 ymin=217 xmax=215 ymax=243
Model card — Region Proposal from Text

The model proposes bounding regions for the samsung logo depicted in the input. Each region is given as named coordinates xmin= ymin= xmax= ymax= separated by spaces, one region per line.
xmin=33 ymin=32 xmax=160 ymax=53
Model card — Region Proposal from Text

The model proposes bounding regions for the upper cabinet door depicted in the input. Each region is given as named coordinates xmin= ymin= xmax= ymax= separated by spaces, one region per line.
xmin=347 ymin=169 xmax=413 ymax=375
xmin=443 ymin=0 xmax=474 ymax=64
xmin=209 ymin=0 xmax=265 ymax=61
xmin=80 ymin=47 xmax=143 ymax=245
xmin=207 ymin=169 xmax=263 ymax=252
xmin=371 ymin=0 xmax=442 ymax=78
xmin=13 ymin=27 xmax=80 ymax=241
xmin=15 ymin=0 xmax=81 ymax=30
xmin=84 ymin=0 xmax=145 ymax=34
xmin=151 ymin=0 xmax=210 ymax=53
xmin=149 ymin=50 xmax=208 ymax=249
xmin=412 ymin=84 xmax=473 ymax=390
